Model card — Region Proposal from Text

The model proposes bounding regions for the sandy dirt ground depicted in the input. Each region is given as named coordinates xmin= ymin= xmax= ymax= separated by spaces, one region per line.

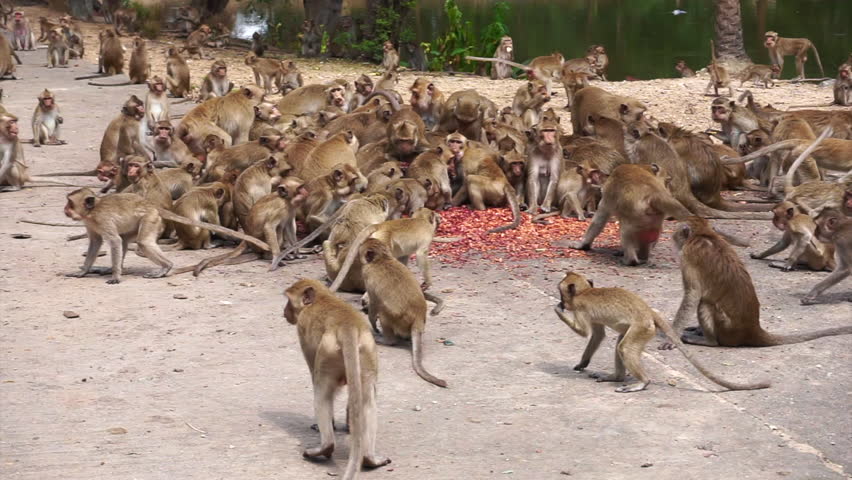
xmin=1 ymin=7 xmax=851 ymax=480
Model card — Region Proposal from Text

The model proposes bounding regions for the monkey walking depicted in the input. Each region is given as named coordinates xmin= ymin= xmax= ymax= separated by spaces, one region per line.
xmin=283 ymin=279 xmax=392 ymax=478
xmin=800 ymin=209 xmax=852 ymax=305
xmin=764 ymin=31 xmax=824 ymax=80
xmin=553 ymin=271 xmax=770 ymax=393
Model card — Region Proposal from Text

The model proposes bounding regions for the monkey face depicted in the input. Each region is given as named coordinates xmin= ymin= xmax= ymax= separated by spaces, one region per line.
xmin=3 ymin=117 xmax=19 ymax=139
xmin=126 ymin=162 xmax=145 ymax=179
xmin=711 ymin=105 xmax=730 ymax=123
xmin=64 ymin=190 xmax=96 ymax=221
xmin=156 ymin=126 xmax=172 ymax=143
xmin=328 ymin=87 xmax=346 ymax=108
xmin=446 ymin=136 xmax=465 ymax=158
xmin=764 ymin=34 xmax=778 ymax=48
xmin=215 ymin=65 xmax=227 ymax=77
xmin=539 ymin=129 xmax=557 ymax=145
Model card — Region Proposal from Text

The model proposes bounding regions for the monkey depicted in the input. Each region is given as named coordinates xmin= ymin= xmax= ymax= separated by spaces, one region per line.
xmin=579 ymin=114 xmax=627 ymax=158
xmin=668 ymin=216 xmax=852 ymax=346
xmin=0 ymin=114 xmax=28 ymax=192
xmin=553 ymin=272 xmax=770 ymax=393
xmin=165 ymin=47 xmax=191 ymax=98
xmin=275 ymin=60 xmax=304 ymax=95
xmin=63 ymin=188 xmax=267 ymax=284
xmin=127 ymin=36 xmax=149 ymax=84
xmin=28 ymin=89 xmax=65 ymax=148
xmin=299 ymin=19 xmax=321 ymax=57
xmin=202 ymin=134 xmax=288 ymax=182
xmin=249 ymin=103 xmax=282 ymax=141
xmin=709 ymin=96 xmax=765 ymax=153
xmin=586 ymin=45 xmax=609 ymax=81
xmin=706 ymin=40 xmax=734 ymax=97
xmin=198 ymin=60 xmax=232 ymax=101
xmin=833 ymin=64 xmax=852 ymax=106
xmin=45 ymin=29 xmax=70 ymax=68
xmin=245 ymin=53 xmax=284 ymax=94
xmin=330 ymin=208 xmax=442 ymax=292
xmin=232 ymin=154 xmax=293 ymax=228
xmin=376 ymin=70 xmax=398 ymax=92
xmin=407 ymin=146 xmax=454 ymax=210
xmin=329 ymin=16 xmax=357 ymax=59
xmin=173 ymin=6 xmax=201 ymax=35
xmin=567 ymin=163 xmax=691 ymax=265
xmin=177 ymin=84 xmax=264 ymax=152
xmin=350 ymin=74 xmax=375 ymax=111
xmin=12 ymin=12 xmax=35 ymax=51
xmin=525 ymin=120 xmax=562 ymax=213
xmin=113 ymin=8 xmax=138 ymax=35
xmin=276 ymin=82 xmax=353 ymax=125
xmin=560 ymin=70 xmax=590 ymax=110
xmin=250 ymin=31 xmax=266 ymax=57
xmin=0 ymin=33 xmax=17 ymax=80
xmin=532 ymin=163 xmax=596 ymax=222
xmin=674 ymin=60 xmax=695 ymax=78
xmin=408 ymin=78 xmax=444 ymax=129
xmin=764 ymin=31 xmax=824 ymax=80
xmin=738 ymin=64 xmax=781 ymax=88
xmin=180 ymin=24 xmax=211 ymax=59
xmin=527 ymin=53 xmax=565 ymax=93
xmin=490 ymin=36 xmax=514 ymax=80
xmin=297 ymin=130 xmax=360 ymax=182
xmin=208 ymin=23 xmax=231 ymax=49
xmin=300 ymin=163 xmax=368 ymax=234
xmin=800 ymin=209 xmax=852 ymax=304
xmin=98 ymin=95 xmax=146 ymax=180
xmin=99 ymin=29 xmax=123 ymax=76
xmin=157 ymin=160 xmax=201 ymax=200
xmin=282 ymin=279 xmax=391 ymax=478
xmin=512 ymin=80 xmax=550 ymax=128
xmin=750 ymin=201 xmax=835 ymax=272
xmin=59 ymin=16 xmax=84 ymax=59
xmin=381 ymin=41 xmax=399 ymax=72
xmin=122 ymin=157 xmax=173 ymax=221
xmin=141 ymin=76 xmax=170 ymax=133
xmin=570 ymin=86 xmax=646 ymax=138
xmin=358 ymin=238 xmax=448 ymax=388
xmin=561 ymin=55 xmax=597 ymax=79
xmin=365 ymin=161 xmax=403 ymax=193
xmin=148 ymin=121 xmax=195 ymax=168
xmin=436 ymin=89 xmax=497 ymax=143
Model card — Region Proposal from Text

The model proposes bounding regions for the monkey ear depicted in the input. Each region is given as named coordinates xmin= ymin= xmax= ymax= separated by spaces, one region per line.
xmin=827 ymin=217 xmax=838 ymax=229
xmin=567 ymin=284 xmax=577 ymax=296
xmin=364 ymin=249 xmax=377 ymax=263
xmin=266 ymin=156 xmax=277 ymax=169
xmin=243 ymin=87 xmax=252 ymax=97
xmin=146 ymin=162 xmax=154 ymax=172
xmin=277 ymin=185 xmax=288 ymax=197
xmin=586 ymin=114 xmax=595 ymax=125
xmin=575 ymin=165 xmax=584 ymax=175
xmin=424 ymin=178 xmax=433 ymax=190
xmin=394 ymin=187 xmax=404 ymax=201
xmin=259 ymin=136 xmax=271 ymax=146
xmin=619 ymin=103 xmax=629 ymax=114
xmin=588 ymin=279 xmax=595 ymax=288
xmin=254 ymin=105 xmax=261 ymax=115
xmin=388 ymin=167 xmax=396 ymax=176
xmin=84 ymin=195 xmax=96 ymax=209
xmin=302 ymin=287 xmax=316 ymax=306
xmin=214 ymin=187 xmax=226 ymax=199
xmin=786 ymin=207 xmax=795 ymax=218
xmin=333 ymin=169 xmax=344 ymax=182
xmin=650 ymin=163 xmax=661 ymax=174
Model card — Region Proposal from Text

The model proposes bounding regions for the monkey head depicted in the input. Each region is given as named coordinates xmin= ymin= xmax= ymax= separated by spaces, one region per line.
xmin=276 ymin=176 xmax=310 ymax=208
xmin=153 ymin=121 xmax=174 ymax=144
xmin=770 ymin=201 xmax=799 ymax=232
xmin=383 ymin=41 xmax=394 ymax=52
xmin=813 ymin=209 xmax=845 ymax=244
xmin=843 ymin=190 xmax=852 ymax=216
xmin=123 ymin=95 xmax=145 ymax=119
xmin=199 ymin=24 xmax=212 ymax=35
xmin=13 ymin=11 xmax=24 ymax=25
xmin=770 ymin=64 xmax=782 ymax=77
xmin=390 ymin=120 xmax=419 ymax=155
xmin=355 ymin=74 xmax=374 ymax=97
xmin=278 ymin=62 xmax=304 ymax=94
xmin=412 ymin=207 xmax=441 ymax=230
xmin=330 ymin=163 xmax=367 ymax=196
xmin=132 ymin=36 xmax=145 ymax=49
xmin=764 ymin=31 xmax=779 ymax=48
xmin=283 ymin=279 xmax=323 ymax=324
xmin=64 ymin=188 xmax=98 ymax=221
xmin=501 ymin=36 xmax=513 ymax=53
xmin=528 ymin=80 xmax=550 ymax=103
xmin=617 ymin=100 xmax=646 ymax=124
xmin=537 ymin=120 xmax=559 ymax=145
xmin=259 ymin=134 xmax=289 ymax=152
xmin=95 ymin=160 xmax=117 ymax=182
xmin=675 ymin=60 xmax=687 ymax=72
xmin=445 ymin=133 xmax=467 ymax=162
xmin=502 ymin=151 xmax=526 ymax=179
xmin=263 ymin=153 xmax=293 ymax=178
xmin=496 ymin=133 xmax=522 ymax=155
xmin=556 ymin=272 xmax=594 ymax=311
xmin=359 ymin=238 xmax=392 ymax=266
xmin=326 ymin=86 xmax=347 ymax=109
xmin=671 ymin=216 xmax=712 ymax=251
xmin=125 ymin=156 xmax=151 ymax=181
xmin=710 ymin=97 xmax=731 ymax=123
xmin=452 ymin=93 xmax=481 ymax=124
xmin=317 ymin=108 xmax=341 ymax=126
xmin=254 ymin=103 xmax=280 ymax=122
xmin=840 ymin=66 xmax=851 ymax=80
xmin=211 ymin=60 xmax=227 ymax=76
xmin=409 ymin=78 xmax=435 ymax=110
xmin=0 ymin=114 xmax=20 ymax=140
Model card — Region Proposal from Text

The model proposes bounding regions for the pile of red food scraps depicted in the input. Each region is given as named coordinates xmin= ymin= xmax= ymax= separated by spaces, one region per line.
xmin=431 ymin=207 xmax=621 ymax=265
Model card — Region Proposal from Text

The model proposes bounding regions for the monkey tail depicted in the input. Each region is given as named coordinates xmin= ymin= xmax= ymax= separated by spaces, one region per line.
xmin=721 ymin=140 xmax=799 ymax=166
xmin=12 ymin=51 xmax=22 ymax=65
xmin=709 ymin=39 xmax=717 ymax=64
xmin=531 ymin=211 xmax=560 ymax=224
xmin=157 ymin=209 xmax=270 ymax=251
xmin=328 ymin=224 xmax=380 ymax=292
xmin=810 ymin=44 xmax=825 ymax=77
xmin=784 ymin=125 xmax=833 ymax=193
xmin=464 ymin=56 xmax=530 ymax=72
xmin=653 ymin=314 xmax=771 ymax=391
xmin=763 ymin=326 xmax=852 ymax=346
xmin=88 ymin=81 xmax=132 ymax=87
xmin=364 ymin=89 xmax=400 ymax=111
xmin=340 ymin=326 xmax=366 ymax=479
xmin=411 ymin=329 xmax=448 ymax=388
xmin=737 ymin=90 xmax=754 ymax=107
xmin=681 ymin=194 xmax=770 ymax=220
xmin=487 ymin=185 xmax=522 ymax=233
xmin=269 ymin=207 xmax=346 ymax=271
xmin=75 ymin=73 xmax=109 ymax=81
xmin=192 ymin=241 xmax=248 ymax=276
xmin=423 ymin=291 xmax=445 ymax=316
xmin=35 ymin=170 xmax=97 ymax=177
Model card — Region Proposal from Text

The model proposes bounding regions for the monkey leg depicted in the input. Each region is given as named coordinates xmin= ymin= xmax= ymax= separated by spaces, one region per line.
xmin=365 ymin=293 xmax=380 ymax=333
xmin=66 ymin=232 xmax=103 ymax=278
xmin=564 ymin=192 xmax=585 ymax=221
xmin=662 ymin=288 xmax=701 ymax=349
xmin=769 ymin=234 xmax=813 ymax=271
xmin=750 ymin=236 xmax=791 ymax=261
xmin=619 ymin=229 xmax=642 ymax=266
xmin=565 ymin=201 xmax=611 ymax=249
xmin=801 ymin=266 xmax=851 ymax=305
xmin=573 ymin=324 xmax=605 ymax=371
xmin=613 ymin=323 xmax=655 ymax=393
xmin=137 ymin=216 xmax=173 ymax=279
xmin=376 ymin=317 xmax=400 ymax=346
xmin=103 ymin=233 xmax=124 ymax=284
xmin=304 ymin=375 xmax=337 ymax=460
xmin=360 ymin=384 xmax=390 ymax=468
xmin=415 ymin=248 xmax=432 ymax=290
xmin=590 ymin=333 xmax=627 ymax=383
xmin=681 ymin=302 xmax=721 ymax=346
xmin=467 ymin=179 xmax=487 ymax=210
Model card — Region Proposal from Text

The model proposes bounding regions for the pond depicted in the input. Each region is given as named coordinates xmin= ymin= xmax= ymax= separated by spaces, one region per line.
xmin=245 ymin=0 xmax=852 ymax=81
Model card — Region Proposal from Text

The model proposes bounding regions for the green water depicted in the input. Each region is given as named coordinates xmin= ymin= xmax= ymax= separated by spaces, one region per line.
xmin=410 ymin=0 xmax=850 ymax=80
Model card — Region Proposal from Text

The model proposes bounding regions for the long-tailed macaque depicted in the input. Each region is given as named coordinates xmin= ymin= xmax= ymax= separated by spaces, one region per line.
xmin=764 ymin=31 xmax=824 ymax=80
xmin=31 ymin=89 xmax=65 ymax=147
xmin=490 ymin=36 xmax=513 ymax=80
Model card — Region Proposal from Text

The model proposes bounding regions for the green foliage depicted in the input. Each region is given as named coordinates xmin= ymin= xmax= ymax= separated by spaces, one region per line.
xmin=128 ymin=2 xmax=163 ymax=39
xmin=353 ymin=0 xmax=417 ymax=63
xmin=428 ymin=0 xmax=510 ymax=72
xmin=320 ymin=30 xmax=330 ymax=54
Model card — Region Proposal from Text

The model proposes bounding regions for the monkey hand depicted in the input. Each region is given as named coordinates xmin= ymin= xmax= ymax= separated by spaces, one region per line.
xmin=658 ymin=341 xmax=675 ymax=351
xmin=106 ymin=278 xmax=121 ymax=284
xmin=65 ymin=271 xmax=88 ymax=278
xmin=749 ymin=252 xmax=761 ymax=259
xmin=572 ymin=361 xmax=589 ymax=371
xmin=800 ymin=296 xmax=818 ymax=306
xmin=567 ymin=241 xmax=590 ymax=250
xmin=57 ymin=117 xmax=63 ymax=124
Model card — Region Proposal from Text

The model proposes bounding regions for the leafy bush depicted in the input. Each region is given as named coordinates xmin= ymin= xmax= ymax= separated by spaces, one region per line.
xmin=427 ymin=0 xmax=510 ymax=73
xmin=128 ymin=2 xmax=164 ymax=39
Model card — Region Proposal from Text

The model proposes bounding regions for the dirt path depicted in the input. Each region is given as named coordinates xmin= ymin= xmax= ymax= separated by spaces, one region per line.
xmin=1 ymin=11 xmax=851 ymax=480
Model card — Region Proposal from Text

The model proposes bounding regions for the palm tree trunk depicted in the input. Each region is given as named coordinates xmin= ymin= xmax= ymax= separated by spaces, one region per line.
xmin=714 ymin=0 xmax=751 ymax=61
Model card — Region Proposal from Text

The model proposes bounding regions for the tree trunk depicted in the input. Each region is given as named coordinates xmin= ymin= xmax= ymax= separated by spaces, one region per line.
xmin=304 ymin=0 xmax=343 ymax=34
xmin=714 ymin=0 xmax=751 ymax=61
xmin=193 ymin=0 xmax=230 ymax=20
xmin=68 ymin=0 xmax=95 ymax=21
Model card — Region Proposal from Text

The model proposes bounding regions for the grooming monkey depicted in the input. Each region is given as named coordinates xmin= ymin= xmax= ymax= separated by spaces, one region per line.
xmin=232 ymin=153 xmax=293 ymax=228
xmin=249 ymin=103 xmax=282 ymax=141
xmin=764 ymin=31 xmax=824 ymax=80
xmin=800 ymin=209 xmax=852 ymax=304
xmin=31 ymin=89 xmax=65 ymax=147
xmin=586 ymin=44 xmax=609 ymax=81
xmin=283 ymin=279 xmax=391 ymax=479
xmin=750 ymin=201 xmax=835 ymax=272
xmin=553 ymin=272 xmax=770 ymax=393
xmin=148 ymin=121 xmax=195 ymax=168
xmin=408 ymin=77 xmax=445 ymax=128
xmin=359 ymin=238 xmax=448 ymax=388
xmin=669 ymin=216 xmax=852 ymax=346
xmin=63 ymin=188 xmax=267 ymax=284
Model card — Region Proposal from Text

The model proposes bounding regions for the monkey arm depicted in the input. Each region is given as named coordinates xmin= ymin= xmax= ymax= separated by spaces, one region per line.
xmin=750 ymin=235 xmax=791 ymax=260
xmin=671 ymin=283 xmax=701 ymax=334
xmin=553 ymin=305 xmax=590 ymax=337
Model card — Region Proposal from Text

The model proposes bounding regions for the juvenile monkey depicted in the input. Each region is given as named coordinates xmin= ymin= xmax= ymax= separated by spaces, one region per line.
xmin=331 ymin=208 xmax=442 ymax=292
xmin=148 ymin=121 xmax=195 ymax=168
xmin=45 ymin=29 xmax=70 ymax=68
xmin=0 ymin=114 xmax=28 ymax=191
xmin=512 ymin=80 xmax=550 ymax=128
xmin=553 ymin=272 xmax=769 ymax=393
xmin=381 ymin=41 xmax=399 ymax=72
xmin=750 ymin=201 xmax=835 ymax=272
xmin=144 ymin=76 xmax=170 ymax=132
xmin=128 ymin=37 xmax=150 ymax=84
xmin=568 ymin=163 xmax=691 ymax=265
xmin=199 ymin=60 xmax=233 ymax=101
xmin=706 ymin=40 xmax=734 ymax=97
xmin=764 ymin=31 xmax=824 ymax=80
xmin=351 ymin=74 xmax=375 ymax=110
xmin=560 ymin=70 xmax=590 ymax=110
xmin=359 ymin=238 xmax=448 ymax=388
xmin=738 ymin=64 xmax=781 ymax=88
xmin=37 ymin=16 xmax=58 ymax=43
xmin=99 ymin=95 xmax=146 ymax=174
xmin=165 ymin=47 xmax=191 ymax=98
xmin=675 ymin=60 xmax=695 ymax=77
xmin=283 ymin=279 xmax=391 ymax=478
xmin=491 ymin=36 xmax=514 ymax=80
xmin=232 ymin=153 xmax=293 ymax=228
xmin=525 ymin=120 xmax=562 ymax=213
xmin=180 ymin=24 xmax=211 ymax=59
xmin=245 ymin=53 xmax=283 ymax=94
xmin=586 ymin=44 xmax=609 ymax=81
xmin=570 ymin=86 xmax=646 ymax=138
xmin=801 ymin=209 xmax=852 ymax=304
xmin=250 ymin=31 xmax=266 ymax=57
xmin=249 ymin=103 xmax=282 ymax=141
xmin=527 ymin=52 xmax=565 ymax=93
xmin=99 ymin=29 xmax=124 ymax=76
xmin=669 ymin=216 xmax=852 ymax=346
xmin=12 ymin=12 xmax=35 ymax=51
xmin=31 ymin=89 xmax=65 ymax=147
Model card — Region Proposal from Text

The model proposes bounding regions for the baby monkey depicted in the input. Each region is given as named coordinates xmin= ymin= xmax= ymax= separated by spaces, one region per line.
xmin=553 ymin=271 xmax=770 ymax=393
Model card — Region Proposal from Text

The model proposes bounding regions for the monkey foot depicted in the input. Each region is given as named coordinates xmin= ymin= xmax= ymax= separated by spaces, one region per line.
xmin=768 ymin=262 xmax=794 ymax=271
xmin=589 ymin=372 xmax=625 ymax=383
xmin=680 ymin=332 xmax=718 ymax=346
xmin=303 ymin=444 xmax=334 ymax=460
xmin=658 ymin=341 xmax=675 ymax=351
xmin=311 ymin=422 xmax=349 ymax=433
xmin=615 ymin=381 xmax=650 ymax=393
xmin=553 ymin=239 xmax=588 ymax=250
xmin=800 ymin=296 xmax=820 ymax=306
xmin=143 ymin=268 xmax=171 ymax=279
xmin=374 ymin=334 xmax=398 ymax=346
xmin=106 ymin=278 xmax=121 ymax=284
xmin=65 ymin=271 xmax=89 ymax=278
xmin=363 ymin=455 xmax=392 ymax=469
xmin=88 ymin=266 xmax=113 ymax=275
xmin=572 ymin=362 xmax=589 ymax=371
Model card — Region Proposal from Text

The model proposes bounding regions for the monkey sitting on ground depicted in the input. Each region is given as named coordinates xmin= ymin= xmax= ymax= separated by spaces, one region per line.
xmin=199 ymin=60 xmax=233 ymax=101
xmin=283 ymin=279 xmax=392 ymax=478
xmin=675 ymin=60 xmax=695 ymax=78
xmin=750 ymin=201 xmax=835 ymax=272
xmin=31 ymin=89 xmax=65 ymax=147
xmin=554 ymin=271 xmax=769 ymax=393
xmin=359 ymin=238 xmax=448 ymax=388
xmin=0 ymin=114 xmax=28 ymax=191
xmin=801 ymin=209 xmax=852 ymax=305
xmin=381 ymin=41 xmax=399 ymax=72
xmin=668 ymin=216 xmax=852 ymax=346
